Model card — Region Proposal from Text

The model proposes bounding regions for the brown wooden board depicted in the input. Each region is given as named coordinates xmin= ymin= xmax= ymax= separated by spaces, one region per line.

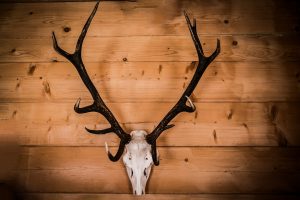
xmin=1 ymin=35 xmax=300 ymax=63
xmin=0 ymin=102 xmax=299 ymax=147
xmin=0 ymin=62 xmax=299 ymax=103
xmin=0 ymin=0 xmax=299 ymax=37
xmin=15 ymin=147 xmax=300 ymax=193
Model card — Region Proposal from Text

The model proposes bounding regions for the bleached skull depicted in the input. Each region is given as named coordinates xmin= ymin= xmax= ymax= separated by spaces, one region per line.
xmin=122 ymin=130 xmax=154 ymax=195
xmin=53 ymin=1 xmax=220 ymax=196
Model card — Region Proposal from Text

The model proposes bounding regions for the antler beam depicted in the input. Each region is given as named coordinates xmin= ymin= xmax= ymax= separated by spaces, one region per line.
xmin=146 ymin=11 xmax=220 ymax=165
xmin=52 ymin=1 xmax=131 ymax=162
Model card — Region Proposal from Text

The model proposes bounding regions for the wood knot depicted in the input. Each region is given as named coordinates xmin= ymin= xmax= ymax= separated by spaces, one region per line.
xmin=213 ymin=129 xmax=217 ymax=143
xmin=223 ymin=19 xmax=229 ymax=24
xmin=12 ymin=110 xmax=17 ymax=119
xmin=43 ymin=80 xmax=51 ymax=96
xmin=27 ymin=64 xmax=36 ymax=75
xmin=226 ymin=109 xmax=233 ymax=120
xmin=242 ymin=123 xmax=248 ymax=129
xmin=29 ymin=11 xmax=34 ymax=15
xmin=63 ymin=26 xmax=71 ymax=33
xmin=158 ymin=64 xmax=163 ymax=74
xmin=232 ymin=40 xmax=238 ymax=46
xmin=184 ymin=158 xmax=189 ymax=162
xmin=269 ymin=104 xmax=278 ymax=122
xmin=123 ymin=57 xmax=128 ymax=62
xmin=15 ymin=82 xmax=20 ymax=90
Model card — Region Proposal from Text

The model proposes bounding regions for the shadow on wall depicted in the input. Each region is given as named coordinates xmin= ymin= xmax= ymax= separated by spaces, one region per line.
xmin=0 ymin=139 xmax=20 ymax=200
xmin=0 ymin=3 xmax=21 ymax=199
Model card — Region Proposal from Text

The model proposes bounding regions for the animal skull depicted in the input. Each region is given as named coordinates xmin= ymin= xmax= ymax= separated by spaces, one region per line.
xmin=121 ymin=130 xmax=154 ymax=195
xmin=52 ymin=1 xmax=220 ymax=195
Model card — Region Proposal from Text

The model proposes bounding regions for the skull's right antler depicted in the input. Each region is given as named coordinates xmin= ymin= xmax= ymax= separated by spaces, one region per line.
xmin=52 ymin=1 xmax=131 ymax=162
xmin=146 ymin=11 xmax=220 ymax=165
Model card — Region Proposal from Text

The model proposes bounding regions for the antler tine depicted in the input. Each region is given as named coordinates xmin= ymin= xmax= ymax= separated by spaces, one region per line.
xmin=105 ymin=141 xmax=126 ymax=162
xmin=146 ymin=11 xmax=220 ymax=165
xmin=183 ymin=10 xmax=221 ymax=61
xmin=52 ymin=1 xmax=131 ymax=162
xmin=184 ymin=11 xmax=204 ymax=57
xmin=75 ymin=1 xmax=99 ymax=54
xmin=151 ymin=142 xmax=159 ymax=166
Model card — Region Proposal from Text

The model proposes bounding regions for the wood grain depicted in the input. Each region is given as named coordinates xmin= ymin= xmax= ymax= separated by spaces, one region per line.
xmin=0 ymin=62 xmax=299 ymax=103
xmin=0 ymin=0 xmax=299 ymax=37
xmin=15 ymin=147 xmax=300 ymax=193
xmin=0 ymin=0 xmax=300 ymax=198
xmin=0 ymin=102 xmax=299 ymax=146
xmin=1 ymin=35 xmax=300 ymax=63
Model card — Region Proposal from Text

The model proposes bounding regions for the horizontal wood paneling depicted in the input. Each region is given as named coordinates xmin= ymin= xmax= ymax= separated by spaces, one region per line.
xmin=0 ymin=0 xmax=299 ymax=37
xmin=1 ymin=102 xmax=299 ymax=146
xmin=1 ymin=35 xmax=300 ymax=63
xmin=0 ymin=62 xmax=299 ymax=103
xmin=16 ymin=147 xmax=300 ymax=193
xmin=0 ymin=0 xmax=299 ymax=198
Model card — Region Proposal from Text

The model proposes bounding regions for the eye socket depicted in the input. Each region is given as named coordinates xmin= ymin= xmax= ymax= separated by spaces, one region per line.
xmin=145 ymin=157 xmax=148 ymax=160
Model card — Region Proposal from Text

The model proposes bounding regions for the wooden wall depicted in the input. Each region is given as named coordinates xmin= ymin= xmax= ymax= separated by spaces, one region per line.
xmin=0 ymin=0 xmax=300 ymax=199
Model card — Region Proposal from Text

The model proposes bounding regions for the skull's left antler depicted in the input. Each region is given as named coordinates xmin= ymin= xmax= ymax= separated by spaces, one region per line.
xmin=146 ymin=11 xmax=220 ymax=165
xmin=52 ymin=1 xmax=131 ymax=162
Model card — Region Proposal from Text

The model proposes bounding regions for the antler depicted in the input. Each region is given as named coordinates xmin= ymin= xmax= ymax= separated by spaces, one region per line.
xmin=52 ymin=1 xmax=131 ymax=161
xmin=146 ymin=11 xmax=220 ymax=165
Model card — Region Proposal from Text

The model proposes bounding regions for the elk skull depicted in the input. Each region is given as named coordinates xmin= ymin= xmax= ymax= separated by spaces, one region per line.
xmin=52 ymin=0 xmax=220 ymax=195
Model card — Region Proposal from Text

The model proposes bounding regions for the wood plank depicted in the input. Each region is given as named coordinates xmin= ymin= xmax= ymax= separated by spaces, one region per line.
xmin=1 ymin=61 xmax=299 ymax=80
xmin=19 ymin=194 xmax=300 ymax=200
xmin=0 ymin=0 xmax=299 ymax=37
xmin=16 ymin=147 xmax=300 ymax=193
xmin=19 ymin=147 xmax=300 ymax=172
xmin=0 ymin=62 xmax=299 ymax=103
xmin=20 ymin=166 xmax=299 ymax=194
xmin=0 ymin=102 xmax=299 ymax=146
xmin=1 ymin=34 xmax=300 ymax=63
